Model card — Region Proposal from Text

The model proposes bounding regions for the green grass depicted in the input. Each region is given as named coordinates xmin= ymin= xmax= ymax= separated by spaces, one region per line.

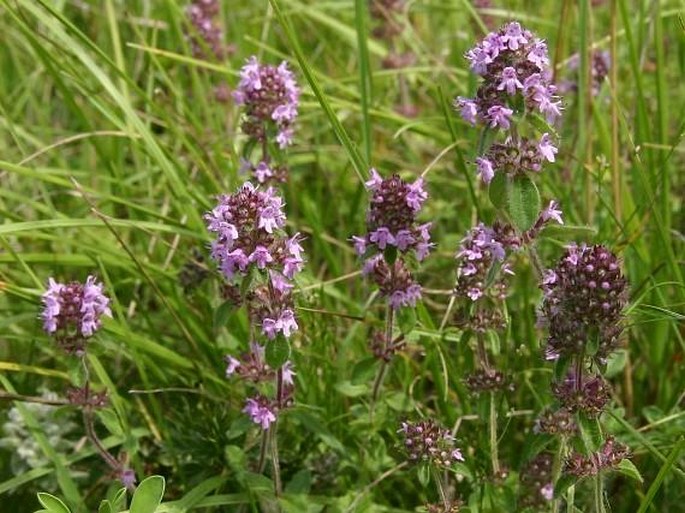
xmin=0 ymin=1 xmax=684 ymax=512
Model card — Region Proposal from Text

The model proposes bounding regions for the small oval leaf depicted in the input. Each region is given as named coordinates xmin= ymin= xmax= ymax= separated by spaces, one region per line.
xmin=130 ymin=475 xmax=165 ymax=513
xmin=265 ymin=336 xmax=290 ymax=368
xmin=507 ymin=174 xmax=540 ymax=231
xmin=37 ymin=493 xmax=71 ymax=513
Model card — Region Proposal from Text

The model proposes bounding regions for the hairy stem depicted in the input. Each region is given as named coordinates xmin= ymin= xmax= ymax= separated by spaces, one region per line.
xmin=551 ymin=438 xmax=567 ymax=513
xmin=431 ymin=465 xmax=450 ymax=510
xmin=489 ymin=391 xmax=500 ymax=475
xmin=594 ymin=473 xmax=606 ymax=513
xmin=269 ymin=422 xmax=282 ymax=497
xmin=371 ymin=303 xmax=394 ymax=407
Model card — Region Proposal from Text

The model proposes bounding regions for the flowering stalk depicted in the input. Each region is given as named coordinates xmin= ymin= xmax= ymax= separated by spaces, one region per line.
xmin=40 ymin=276 xmax=135 ymax=489
xmin=351 ymin=169 xmax=431 ymax=406
xmin=233 ymin=56 xmax=300 ymax=185
xmin=206 ymin=181 xmax=304 ymax=494
xmin=538 ymin=244 xmax=630 ymax=509
xmin=398 ymin=419 xmax=465 ymax=510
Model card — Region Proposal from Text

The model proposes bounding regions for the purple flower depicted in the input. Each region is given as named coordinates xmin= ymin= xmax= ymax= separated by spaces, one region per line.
xmin=540 ymin=483 xmax=554 ymax=501
xmin=500 ymin=21 xmax=528 ymax=51
xmin=281 ymin=361 xmax=296 ymax=386
xmin=497 ymin=66 xmax=523 ymax=95
xmin=406 ymin=178 xmax=428 ymax=211
xmin=243 ymin=397 xmax=276 ymax=430
xmin=270 ymin=270 xmax=293 ymax=293
xmin=249 ymin=246 xmax=274 ymax=268
xmin=395 ymin=230 xmax=415 ymax=251
xmin=369 ymin=227 xmax=395 ymax=250
xmin=276 ymin=127 xmax=294 ymax=148
xmin=351 ymin=235 xmax=367 ymax=256
xmin=528 ymin=39 xmax=549 ymax=69
xmin=365 ymin=168 xmax=383 ymax=190
xmin=476 ymin=157 xmax=495 ymax=184
xmin=41 ymin=278 xmax=63 ymax=334
xmin=456 ymin=97 xmax=478 ymax=125
xmin=389 ymin=283 xmax=422 ymax=310
xmin=119 ymin=468 xmax=137 ymax=490
xmin=225 ymin=356 xmax=241 ymax=376
xmin=262 ymin=308 xmax=298 ymax=339
xmin=538 ymin=133 xmax=558 ymax=162
xmin=254 ymin=161 xmax=273 ymax=183
xmin=541 ymin=200 xmax=564 ymax=225
xmin=486 ymin=105 xmax=513 ymax=129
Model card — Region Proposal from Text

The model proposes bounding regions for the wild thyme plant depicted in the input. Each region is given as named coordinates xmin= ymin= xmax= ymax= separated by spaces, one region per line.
xmin=39 ymin=277 xmax=135 ymax=488
xmin=205 ymin=182 xmax=303 ymax=495
xmin=536 ymin=244 xmax=630 ymax=511
xmin=351 ymin=169 xmax=432 ymax=403
xmin=233 ymin=56 xmax=300 ymax=184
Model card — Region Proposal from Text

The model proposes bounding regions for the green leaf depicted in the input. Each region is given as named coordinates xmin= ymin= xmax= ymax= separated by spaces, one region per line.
xmin=578 ymin=414 xmax=603 ymax=453
xmin=265 ymin=336 xmax=290 ymax=368
xmin=507 ymin=174 xmax=540 ymax=232
xmin=96 ymin=408 xmax=123 ymax=437
xmin=384 ymin=391 xmax=413 ymax=412
xmin=37 ymin=493 xmax=71 ymax=513
xmin=98 ymin=500 xmax=113 ymax=513
xmin=383 ymin=246 xmax=398 ymax=265
xmin=130 ymin=475 xmax=165 ymax=513
xmin=334 ymin=380 xmax=369 ymax=397
xmin=213 ymin=300 xmax=236 ymax=331
xmin=397 ymin=306 xmax=417 ymax=335
xmin=285 ymin=468 xmax=312 ymax=495
xmin=417 ymin=464 xmax=430 ymax=487
xmin=110 ymin=488 xmax=127 ymax=512
xmin=615 ymin=459 xmax=644 ymax=483
xmin=67 ymin=359 xmax=87 ymax=388
xmin=351 ymin=357 xmax=378 ymax=385
xmin=554 ymin=474 xmax=576 ymax=498
xmin=488 ymin=171 xmax=508 ymax=210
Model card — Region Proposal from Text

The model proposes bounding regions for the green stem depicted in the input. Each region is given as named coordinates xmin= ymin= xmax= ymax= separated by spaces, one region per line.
xmin=551 ymin=438 xmax=567 ymax=513
xmin=566 ymin=485 xmax=575 ymax=513
xmin=489 ymin=391 xmax=500 ymax=475
xmin=594 ymin=473 xmax=606 ymax=513
xmin=269 ymin=422 xmax=282 ymax=497
xmin=431 ymin=466 xmax=450 ymax=510
xmin=371 ymin=303 xmax=394 ymax=408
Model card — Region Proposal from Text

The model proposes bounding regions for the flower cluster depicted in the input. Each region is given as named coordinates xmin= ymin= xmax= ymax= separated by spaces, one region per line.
xmin=233 ymin=56 xmax=300 ymax=149
xmin=540 ymin=244 xmax=627 ymax=362
xmin=398 ymin=419 xmax=464 ymax=468
xmin=551 ymin=373 xmax=611 ymax=419
xmin=534 ymin=407 xmax=577 ymax=437
xmin=456 ymin=22 xmax=562 ymax=185
xmin=225 ymin=342 xmax=295 ymax=384
xmin=353 ymin=169 xmax=432 ymax=309
xmin=207 ymin=183 xmax=304 ymax=430
xmin=564 ymin=437 xmax=630 ymax=478
xmin=457 ymin=22 xmax=561 ymax=126
xmin=464 ymin=368 xmax=511 ymax=394
xmin=519 ymin=453 xmax=555 ymax=509
xmin=242 ymin=389 xmax=294 ymax=430
xmin=66 ymin=387 xmax=109 ymax=409
xmin=205 ymin=182 xmax=304 ymax=283
xmin=186 ymin=0 xmax=229 ymax=60
xmin=474 ymin=134 xmax=558 ymax=185
xmin=454 ymin=222 xmax=517 ymax=302
xmin=41 ymin=276 xmax=112 ymax=352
